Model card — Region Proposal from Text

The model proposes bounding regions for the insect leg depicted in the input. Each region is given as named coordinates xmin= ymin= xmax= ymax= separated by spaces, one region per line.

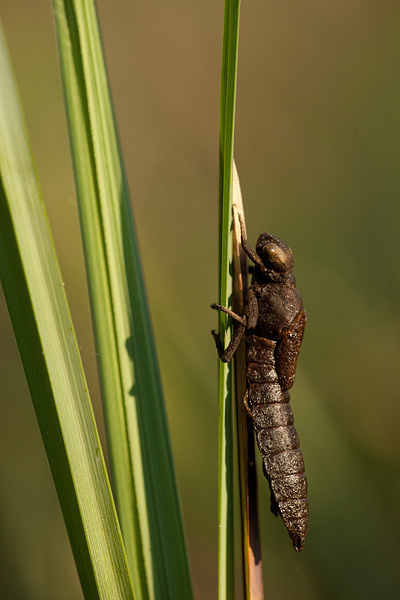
xmin=211 ymin=303 xmax=246 ymax=326
xmin=211 ymin=330 xmax=225 ymax=356
xmin=211 ymin=323 xmax=245 ymax=363
xmin=238 ymin=214 xmax=265 ymax=270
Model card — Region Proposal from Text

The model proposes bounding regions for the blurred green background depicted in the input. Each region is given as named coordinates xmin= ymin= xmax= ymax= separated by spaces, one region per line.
xmin=1 ymin=1 xmax=400 ymax=598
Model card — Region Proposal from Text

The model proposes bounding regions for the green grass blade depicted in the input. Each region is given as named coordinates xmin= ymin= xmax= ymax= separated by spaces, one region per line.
xmin=0 ymin=18 xmax=135 ymax=600
xmin=217 ymin=1 xmax=241 ymax=598
xmin=52 ymin=2 xmax=193 ymax=599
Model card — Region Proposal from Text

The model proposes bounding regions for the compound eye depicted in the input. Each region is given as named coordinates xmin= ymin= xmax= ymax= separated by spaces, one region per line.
xmin=262 ymin=243 xmax=278 ymax=258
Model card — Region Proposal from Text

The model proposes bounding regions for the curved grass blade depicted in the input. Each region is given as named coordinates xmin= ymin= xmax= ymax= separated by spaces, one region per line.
xmin=217 ymin=1 xmax=241 ymax=598
xmin=51 ymin=2 xmax=192 ymax=598
xmin=0 ymin=18 xmax=135 ymax=600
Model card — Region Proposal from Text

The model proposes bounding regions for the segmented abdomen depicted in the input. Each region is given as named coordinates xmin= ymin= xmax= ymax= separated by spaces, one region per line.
xmin=246 ymin=334 xmax=308 ymax=551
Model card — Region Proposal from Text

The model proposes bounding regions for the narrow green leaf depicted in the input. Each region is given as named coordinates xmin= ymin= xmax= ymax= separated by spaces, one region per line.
xmin=217 ymin=1 xmax=241 ymax=599
xmin=52 ymin=1 xmax=193 ymax=599
xmin=0 ymin=18 xmax=135 ymax=600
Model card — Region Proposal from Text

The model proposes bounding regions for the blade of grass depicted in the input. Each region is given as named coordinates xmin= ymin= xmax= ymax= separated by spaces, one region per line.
xmin=217 ymin=1 xmax=241 ymax=598
xmin=0 ymin=18 xmax=135 ymax=600
xmin=52 ymin=2 xmax=193 ymax=599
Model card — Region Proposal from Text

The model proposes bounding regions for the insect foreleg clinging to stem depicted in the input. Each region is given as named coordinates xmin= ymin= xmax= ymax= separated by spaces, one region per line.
xmin=210 ymin=303 xmax=246 ymax=326
xmin=238 ymin=214 xmax=266 ymax=272
xmin=211 ymin=303 xmax=246 ymax=362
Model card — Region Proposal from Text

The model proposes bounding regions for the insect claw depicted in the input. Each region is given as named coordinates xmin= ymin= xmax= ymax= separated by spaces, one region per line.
xmin=211 ymin=330 xmax=225 ymax=359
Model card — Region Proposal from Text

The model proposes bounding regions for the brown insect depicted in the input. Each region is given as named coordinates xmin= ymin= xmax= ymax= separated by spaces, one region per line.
xmin=212 ymin=217 xmax=308 ymax=551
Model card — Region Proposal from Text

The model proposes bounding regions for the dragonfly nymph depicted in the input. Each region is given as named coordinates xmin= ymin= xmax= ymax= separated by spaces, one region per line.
xmin=212 ymin=216 xmax=308 ymax=551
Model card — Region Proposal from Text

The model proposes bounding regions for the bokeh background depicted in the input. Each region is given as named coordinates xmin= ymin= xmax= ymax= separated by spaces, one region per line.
xmin=1 ymin=1 xmax=400 ymax=598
